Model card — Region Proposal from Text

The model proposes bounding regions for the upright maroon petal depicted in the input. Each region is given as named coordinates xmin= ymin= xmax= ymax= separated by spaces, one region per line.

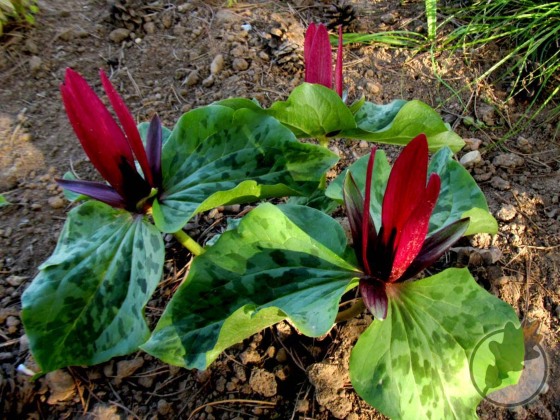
xmin=360 ymin=279 xmax=388 ymax=320
xmin=61 ymin=68 xmax=135 ymax=198
xmin=388 ymin=173 xmax=441 ymax=282
xmin=304 ymin=23 xmax=333 ymax=89
xmin=362 ymin=149 xmax=377 ymax=275
xmin=381 ymin=134 xmax=429 ymax=245
xmin=100 ymin=69 xmax=153 ymax=186
xmin=146 ymin=114 xmax=162 ymax=188
xmin=334 ymin=25 xmax=343 ymax=97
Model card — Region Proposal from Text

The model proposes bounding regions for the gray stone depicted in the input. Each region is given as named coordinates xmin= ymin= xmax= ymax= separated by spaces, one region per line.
xmin=496 ymin=204 xmax=517 ymax=222
xmin=109 ymin=28 xmax=130 ymax=43
xmin=460 ymin=150 xmax=482 ymax=168
xmin=493 ymin=153 xmax=525 ymax=169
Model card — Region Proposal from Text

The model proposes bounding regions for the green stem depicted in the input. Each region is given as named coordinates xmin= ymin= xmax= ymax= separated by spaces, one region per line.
xmin=319 ymin=172 xmax=327 ymax=190
xmin=173 ymin=230 xmax=205 ymax=256
xmin=317 ymin=135 xmax=329 ymax=148
xmin=335 ymin=299 xmax=365 ymax=323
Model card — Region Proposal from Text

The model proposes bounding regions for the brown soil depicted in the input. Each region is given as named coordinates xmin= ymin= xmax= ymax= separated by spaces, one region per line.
xmin=0 ymin=1 xmax=558 ymax=419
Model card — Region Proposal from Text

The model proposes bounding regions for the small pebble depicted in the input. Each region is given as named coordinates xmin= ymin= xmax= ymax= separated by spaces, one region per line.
xmin=516 ymin=136 xmax=532 ymax=153
xmin=48 ymin=196 xmax=65 ymax=209
xmin=493 ymin=153 xmax=525 ymax=169
xmin=359 ymin=140 xmax=369 ymax=149
xmin=459 ymin=150 xmax=482 ymax=168
xmin=109 ymin=28 xmax=130 ymax=43
xmin=380 ymin=12 xmax=397 ymax=24
xmin=490 ymin=176 xmax=511 ymax=190
xmin=232 ymin=58 xmax=249 ymax=71
xmin=184 ymin=71 xmax=199 ymax=86
xmin=463 ymin=138 xmax=482 ymax=151
xmin=202 ymin=75 xmax=214 ymax=87
xmin=29 ymin=56 xmax=42 ymax=74
xmin=496 ymin=204 xmax=517 ymax=222
xmin=210 ymin=54 xmax=225 ymax=75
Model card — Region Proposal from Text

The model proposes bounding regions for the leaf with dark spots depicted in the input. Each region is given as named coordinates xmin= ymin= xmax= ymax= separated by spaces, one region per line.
xmin=350 ymin=268 xmax=523 ymax=419
xmin=21 ymin=201 xmax=164 ymax=373
xmin=153 ymin=106 xmax=337 ymax=233
xmin=142 ymin=203 xmax=360 ymax=369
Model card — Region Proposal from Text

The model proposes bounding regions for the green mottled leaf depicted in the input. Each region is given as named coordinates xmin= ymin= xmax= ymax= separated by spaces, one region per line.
xmin=326 ymin=147 xmax=496 ymax=235
xmin=342 ymin=100 xmax=465 ymax=152
xmin=153 ymin=105 xmax=337 ymax=233
xmin=214 ymin=97 xmax=264 ymax=112
xmin=21 ymin=201 xmax=164 ymax=372
xmin=428 ymin=147 xmax=497 ymax=235
xmin=268 ymin=83 xmax=356 ymax=138
xmin=350 ymin=268 xmax=523 ymax=419
xmin=142 ymin=203 xmax=360 ymax=369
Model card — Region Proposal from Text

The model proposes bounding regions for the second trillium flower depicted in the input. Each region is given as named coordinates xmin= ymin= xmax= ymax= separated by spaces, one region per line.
xmin=343 ymin=134 xmax=470 ymax=320
xmin=304 ymin=23 xmax=344 ymax=97
xmin=58 ymin=68 xmax=162 ymax=213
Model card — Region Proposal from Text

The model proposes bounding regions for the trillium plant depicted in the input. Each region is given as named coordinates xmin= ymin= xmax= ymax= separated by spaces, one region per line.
xmin=22 ymin=23 xmax=524 ymax=419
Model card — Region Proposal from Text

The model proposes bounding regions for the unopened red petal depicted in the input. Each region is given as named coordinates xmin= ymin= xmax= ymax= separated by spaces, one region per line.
xmin=100 ymin=69 xmax=153 ymax=186
xmin=304 ymin=23 xmax=333 ymax=89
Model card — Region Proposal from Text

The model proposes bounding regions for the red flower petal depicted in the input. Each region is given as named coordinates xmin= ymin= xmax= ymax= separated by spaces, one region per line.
xmin=381 ymin=134 xmax=429 ymax=246
xmin=100 ymin=69 xmax=153 ymax=187
xmin=401 ymin=217 xmax=470 ymax=281
xmin=389 ymin=173 xmax=440 ymax=282
xmin=304 ymin=23 xmax=333 ymax=89
xmin=334 ymin=25 xmax=343 ymax=97
xmin=61 ymin=68 xmax=135 ymax=198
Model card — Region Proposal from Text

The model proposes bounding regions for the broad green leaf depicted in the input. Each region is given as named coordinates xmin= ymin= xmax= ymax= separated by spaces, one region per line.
xmin=214 ymin=97 xmax=264 ymax=113
xmin=428 ymin=147 xmax=497 ymax=235
xmin=21 ymin=201 xmax=164 ymax=372
xmin=350 ymin=268 xmax=524 ymax=419
xmin=342 ymin=100 xmax=465 ymax=152
xmin=327 ymin=147 xmax=496 ymax=235
xmin=0 ymin=194 xmax=9 ymax=207
xmin=142 ymin=203 xmax=360 ymax=369
xmin=268 ymin=83 xmax=356 ymax=138
xmin=153 ymin=106 xmax=337 ymax=233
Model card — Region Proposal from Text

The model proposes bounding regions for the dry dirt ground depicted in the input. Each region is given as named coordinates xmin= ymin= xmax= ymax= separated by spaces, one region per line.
xmin=0 ymin=0 xmax=559 ymax=419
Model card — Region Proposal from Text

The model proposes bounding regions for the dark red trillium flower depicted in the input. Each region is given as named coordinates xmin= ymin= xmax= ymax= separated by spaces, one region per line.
xmin=57 ymin=68 xmax=162 ymax=213
xmin=343 ymin=134 xmax=470 ymax=320
xmin=304 ymin=23 xmax=344 ymax=97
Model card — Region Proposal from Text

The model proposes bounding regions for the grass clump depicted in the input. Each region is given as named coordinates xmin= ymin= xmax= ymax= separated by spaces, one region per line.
xmin=0 ymin=0 xmax=38 ymax=36
xmin=440 ymin=0 xmax=560 ymax=120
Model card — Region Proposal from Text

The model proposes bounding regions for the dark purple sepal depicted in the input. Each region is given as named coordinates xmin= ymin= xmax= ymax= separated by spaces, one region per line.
xmin=343 ymin=172 xmax=365 ymax=262
xmin=360 ymin=278 xmax=388 ymax=320
xmin=400 ymin=217 xmax=470 ymax=281
xmin=146 ymin=114 xmax=163 ymax=189
xmin=56 ymin=178 xmax=126 ymax=208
